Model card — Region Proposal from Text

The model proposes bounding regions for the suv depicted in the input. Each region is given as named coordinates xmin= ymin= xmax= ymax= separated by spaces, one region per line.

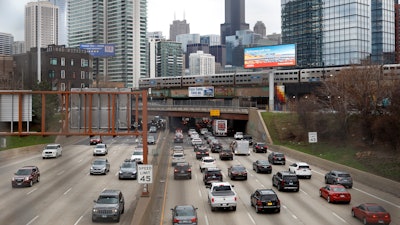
xmin=195 ymin=146 xmax=210 ymax=160
xmin=253 ymin=142 xmax=268 ymax=153
xmin=199 ymin=156 xmax=216 ymax=172
xmin=203 ymin=167 xmax=223 ymax=185
xmin=171 ymin=205 xmax=198 ymax=225
xmin=219 ymin=148 xmax=234 ymax=160
xmin=288 ymin=162 xmax=312 ymax=179
xmin=324 ymin=170 xmax=353 ymax=188
xmin=272 ymin=171 xmax=299 ymax=192
xmin=250 ymin=189 xmax=281 ymax=213
xmin=174 ymin=162 xmax=192 ymax=179
xmin=228 ymin=165 xmax=248 ymax=180
xmin=93 ymin=143 xmax=108 ymax=156
xmin=42 ymin=144 xmax=62 ymax=159
xmin=171 ymin=151 xmax=185 ymax=166
xmin=90 ymin=158 xmax=110 ymax=175
xmin=268 ymin=152 xmax=286 ymax=165
xmin=11 ymin=166 xmax=40 ymax=187
xmin=92 ymin=189 xmax=125 ymax=222
xmin=118 ymin=160 xmax=137 ymax=180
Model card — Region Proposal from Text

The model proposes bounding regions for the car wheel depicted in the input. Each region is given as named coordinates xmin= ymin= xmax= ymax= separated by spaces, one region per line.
xmin=29 ymin=180 xmax=33 ymax=187
xmin=255 ymin=167 xmax=259 ymax=173
xmin=232 ymin=206 xmax=236 ymax=211
xmin=277 ymin=184 xmax=282 ymax=191
xmin=319 ymin=190 xmax=322 ymax=197
xmin=363 ymin=217 xmax=368 ymax=225
xmin=255 ymin=205 xmax=260 ymax=213
xmin=116 ymin=215 xmax=120 ymax=223
xmin=36 ymin=176 xmax=40 ymax=183
xmin=325 ymin=177 xmax=329 ymax=184
xmin=276 ymin=208 xmax=280 ymax=213
xmin=351 ymin=210 xmax=355 ymax=217
xmin=327 ymin=196 xmax=331 ymax=203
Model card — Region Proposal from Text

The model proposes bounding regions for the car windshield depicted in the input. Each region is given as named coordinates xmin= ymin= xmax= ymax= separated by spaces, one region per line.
xmin=93 ymin=160 xmax=106 ymax=165
xmin=332 ymin=187 xmax=346 ymax=192
xmin=133 ymin=151 xmax=143 ymax=155
xmin=173 ymin=154 xmax=184 ymax=158
xmin=366 ymin=205 xmax=386 ymax=212
xmin=233 ymin=166 xmax=246 ymax=171
xmin=284 ymin=176 xmax=298 ymax=181
xmin=338 ymin=173 xmax=350 ymax=177
xmin=97 ymin=196 xmax=119 ymax=204
xmin=16 ymin=169 xmax=31 ymax=175
xmin=203 ymin=159 xmax=214 ymax=163
xmin=121 ymin=162 xmax=135 ymax=168
xmin=95 ymin=144 xmax=105 ymax=148
xmin=299 ymin=165 xmax=310 ymax=169
xmin=175 ymin=206 xmax=195 ymax=216
xmin=46 ymin=145 xmax=58 ymax=149
xmin=257 ymin=143 xmax=265 ymax=146
xmin=275 ymin=153 xmax=284 ymax=157
xmin=214 ymin=185 xmax=231 ymax=191
xmin=261 ymin=194 xmax=277 ymax=201
xmin=258 ymin=160 xmax=269 ymax=165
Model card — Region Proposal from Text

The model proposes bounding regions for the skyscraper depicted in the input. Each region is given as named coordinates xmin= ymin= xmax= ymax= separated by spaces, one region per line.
xmin=253 ymin=21 xmax=266 ymax=37
xmin=25 ymin=1 xmax=58 ymax=51
xmin=220 ymin=0 xmax=249 ymax=45
xmin=68 ymin=0 xmax=147 ymax=88
xmin=0 ymin=32 xmax=13 ymax=55
xmin=49 ymin=0 xmax=68 ymax=46
xmin=169 ymin=19 xmax=190 ymax=41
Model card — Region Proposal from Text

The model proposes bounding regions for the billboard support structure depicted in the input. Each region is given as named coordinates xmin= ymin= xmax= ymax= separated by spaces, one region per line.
xmin=269 ymin=70 xmax=274 ymax=112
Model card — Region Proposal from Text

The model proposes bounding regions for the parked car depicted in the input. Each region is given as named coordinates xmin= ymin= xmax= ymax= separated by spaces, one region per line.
xmin=288 ymin=162 xmax=312 ymax=179
xmin=92 ymin=189 xmax=125 ymax=222
xmin=253 ymin=160 xmax=272 ymax=173
xmin=272 ymin=171 xmax=299 ymax=192
xmin=250 ymin=189 xmax=281 ymax=213
xmin=11 ymin=166 xmax=40 ymax=188
xmin=199 ymin=156 xmax=216 ymax=172
xmin=147 ymin=135 xmax=156 ymax=145
xmin=191 ymin=137 xmax=203 ymax=146
xmin=42 ymin=144 xmax=62 ymax=159
xmin=351 ymin=203 xmax=391 ymax=225
xmin=93 ymin=143 xmax=108 ymax=156
xmin=268 ymin=152 xmax=286 ymax=165
xmin=118 ymin=160 xmax=137 ymax=180
xmin=253 ymin=142 xmax=268 ymax=153
xmin=319 ymin=184 xmax=351 ymax=203
xmin=203 ymin=167 xmax=223 ymax=186
xmin=171 ymin=151 xmax=185 ymax=166
xmin=325 ymin=170 xmax=353 ymax=188
xmin=228 ymin=165 xmax=247 ymax=180
xmin=90 ymin=136 xmax=102 ymax=145
xmin=90 ymin=158 xmax=110 ymax=175
xmin=174 ymin=162 xmax=192 ymax=180
xmin=219 ymin=148 xmax=234 ymax=160
xmin=171 ymin=205 xmax=198 ymax=225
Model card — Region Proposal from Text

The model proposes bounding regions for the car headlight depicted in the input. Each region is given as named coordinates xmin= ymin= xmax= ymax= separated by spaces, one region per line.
xmin=112 ymin=208 xmax=118 ymax=213
xmin=93 ymin=208 xmax=98 ymax=213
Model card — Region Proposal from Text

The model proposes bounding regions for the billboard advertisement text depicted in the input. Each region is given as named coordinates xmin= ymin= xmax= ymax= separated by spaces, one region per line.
xmin=80 ymin=43 xmax=116 ymax=58
xmin=244 ymin=44 xmax=296 ymax=68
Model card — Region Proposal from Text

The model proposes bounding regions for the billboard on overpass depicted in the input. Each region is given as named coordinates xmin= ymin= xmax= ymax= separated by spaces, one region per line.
xmin=188 ymin=87 xmax=214 ymax=97
xmin=244 ymin=44 xmax=296 ymax=69
xmin=79 ymin=43 xmax=116 ymax=58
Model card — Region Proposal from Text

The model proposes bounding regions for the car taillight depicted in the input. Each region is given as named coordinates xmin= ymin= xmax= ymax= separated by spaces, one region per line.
xmin=256 ymin=200 xmax=262 ymax=206
xmin=187 ymin=168 xmax=191 ymax=172
xmin=191 ymin=217 xmax=197 ymax=223
xmin=173 ymin=218 xmax=180 ymax=223
xmin=211 ymin=197 xmax=215 ymax=203
xmin=174 ymin=169 xmax=178 ymax=173
xmin=234 ymin=196 xmax=237 ymax=201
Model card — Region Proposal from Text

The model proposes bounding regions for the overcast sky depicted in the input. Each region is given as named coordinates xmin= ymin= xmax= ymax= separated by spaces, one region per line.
xmin=0 ymin=0 xmax=281 ymax=41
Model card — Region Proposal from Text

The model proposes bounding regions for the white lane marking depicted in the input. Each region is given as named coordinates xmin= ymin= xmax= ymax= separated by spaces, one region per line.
xmin=26 ymin=215 xmax=39 ymax=225
xmin=283 ymin=205 xmax=298 ymax=220
xmin=204 ymin=214 xmax=210 ymax=225
xmin=64 ymin=187 xmax=72 ymax=195
xmin=73 ymin=215 xmax=84 ymax=225
xmin=198 ymin=189 xmax=203 ymax=198
xmin=26 ymin=188 xmax=37 ymax=195
xmin=247 ymin=212 xmax=256 ymax=225
xmin=300 ymin=189 xmax=308 ymax=195
xmin=353 ymin=187 xmax=400 ymax=209
xmin=57 ymin=170 xmax=65 ymax=176
xmin=332 ymin=212 xmax=348 ymax=223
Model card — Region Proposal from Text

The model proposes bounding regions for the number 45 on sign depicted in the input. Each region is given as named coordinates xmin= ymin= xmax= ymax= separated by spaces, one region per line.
xmin=138 ymin=164 xmax=153 ymax=184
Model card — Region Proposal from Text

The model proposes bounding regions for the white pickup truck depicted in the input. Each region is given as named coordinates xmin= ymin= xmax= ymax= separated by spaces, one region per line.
xmin=207 ymin=182 xmax=237 ymax=211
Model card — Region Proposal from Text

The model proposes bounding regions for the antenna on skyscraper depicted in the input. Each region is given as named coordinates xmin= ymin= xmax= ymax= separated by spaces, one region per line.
xmin=174 ymin=12 xmax=176 ymax=20
xmin=183 ymin=11 xmax=185 ymax=20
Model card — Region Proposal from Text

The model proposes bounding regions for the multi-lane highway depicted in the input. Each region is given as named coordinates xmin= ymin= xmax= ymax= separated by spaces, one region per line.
xmin=159 ymin=134 xmax=400 ymax=225
xmin=0 ymin=131 xmax=399 ymax=225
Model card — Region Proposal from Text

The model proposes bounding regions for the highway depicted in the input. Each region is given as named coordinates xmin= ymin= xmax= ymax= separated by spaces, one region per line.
xmin=0 ymin=131 xmax=399 ymax=225
xmin=159 ymin=134 xmax=400 ymax=225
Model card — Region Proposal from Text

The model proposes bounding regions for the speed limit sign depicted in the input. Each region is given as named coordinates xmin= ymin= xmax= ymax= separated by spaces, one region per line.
xmin=137 ymin=164 xmax=153 ymax=184
xmin=308 ymin=132 xmax=318 ymax=143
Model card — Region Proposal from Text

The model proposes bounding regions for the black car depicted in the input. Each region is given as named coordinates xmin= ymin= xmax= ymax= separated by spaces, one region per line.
xmin=228 ymin=165 xmax=247 ymax=180
xmin=210 ymin=143 xmax=222 ymax=153
xmin=203 ymin=167 xmax=223 ymax=185
xmin=253 ymin=160 xmax=272 ymax=173
xmin=325 ymin=170 xmax=353 ymax=188
xmin=195 ymin=147 xmax=210 ymax=160
xmin=219 ymin=148 xmax=234 ymax=160
xmin=243 ymin=135 xmax=253 ymax=145
xmin=253 ymin=142 xmax=268 ymax=153
xmin=272 ymin=171 xmax=299 ymax=192
xmin=171 ymin=205 xmax=198 ymax=225
xmin=268 ymin=152 xmax=286 ymax=165
xmin=174 ymin=162 xmax=192 ymax=179
xmin=250 ymin=189 xmax=281 ymax=213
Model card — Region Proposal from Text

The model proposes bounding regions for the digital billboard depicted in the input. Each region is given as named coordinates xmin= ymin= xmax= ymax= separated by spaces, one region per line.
xmin=188 ymin=87 xmax=214 ymax=97
xmin=80 ymin=43 xmax=116 ymax=58
xmin=244 ymin=44 xmax=296 ymax=68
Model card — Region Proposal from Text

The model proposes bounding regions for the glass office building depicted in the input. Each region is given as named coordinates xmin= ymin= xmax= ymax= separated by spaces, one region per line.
xmin=281 ymin=0 xmax=395 ymax=67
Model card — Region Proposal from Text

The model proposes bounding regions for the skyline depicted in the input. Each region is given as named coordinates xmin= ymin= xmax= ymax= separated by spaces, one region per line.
xmin=0 ymin=0 xmax=281 ymax=42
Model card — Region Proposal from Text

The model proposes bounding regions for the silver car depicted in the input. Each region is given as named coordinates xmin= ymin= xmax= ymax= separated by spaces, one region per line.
xmin=118 ymin=160 xmax=137 ymax=179
xmin=93 ymin=143 xmax=108 ymax=156
xmin=90 ymin=158 xmax=110 ymax=175
xmin=92 ymin=189 xmax=125 ymax=222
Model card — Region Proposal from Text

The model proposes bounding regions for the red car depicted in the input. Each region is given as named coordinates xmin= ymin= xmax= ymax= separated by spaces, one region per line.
xmin=90 ymin=136 xmax=103 ymax=145
xmin=351 ymin=203 xmax=391 ymax=225
xmin=11 ymin=166 xmax=40 ymax=187
xmin=319 ymin=184 xmax=351 ymax=203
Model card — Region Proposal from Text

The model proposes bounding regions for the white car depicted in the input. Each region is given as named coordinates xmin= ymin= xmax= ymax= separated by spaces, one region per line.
xmin=199 ymin=156 xmax=216 ymax=172
xmin=42 ymin=144 xmax=62 ymax=159
xmin=93 ymin=143 xmax=108 ymax=156
xmin=191 ymin=137 xmax=203 ymax=146
xmin=131 ymin=150 xmax=144 ymax=164
xmin=200 ymin=128 xmax=208 ymax=135
xmin=171 ymin=151 xmax=185 ymax=166
xmin=288 ymin=162 xmax=312 ymax=178
xmin=234 ymin=132 xmax=244 ymax=140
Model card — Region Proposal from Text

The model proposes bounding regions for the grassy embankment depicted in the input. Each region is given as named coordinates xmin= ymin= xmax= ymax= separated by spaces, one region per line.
xmin=261 ymin=112 xmax=400 ymax=182
xmin=0 ymin=136 xmax=56 ymax=151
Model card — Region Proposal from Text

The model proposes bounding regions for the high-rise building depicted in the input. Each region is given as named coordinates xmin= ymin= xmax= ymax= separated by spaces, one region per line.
xmin=220 ymin=0 xmax=249 ymax=45
xmin=0 ymin=32 xmax=13 ymax=55
xmin=200 ymin=35 xmax=221 ymax=46
xmin=49 ymin=0 xmax=68 ymax=46
xmin=68 ymin=0 xmax=147 ymax=88
xmin=189 ymin=51 xmax=215 ymax=75
xmin=25 ymin=1 xmax=59 ymax=51
xmin=169 ymin=19 xmax=190 ymax=41
xmin=253 ymin=21 xmax=266 ymax=37
xmin=156 ymin=41 xmax=184 ymax=77
xmin=226 ymin=30 xmax=261 ymax=66
xmin=176 ymin=33 xmax=200 ymax=53
xmin=281 ymin=0 xmax=395 ymax=67
xmin=12 ymin=41 xmax=26 ymax=55
xmin=210 ymin=45 xmax=226 ymax=68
